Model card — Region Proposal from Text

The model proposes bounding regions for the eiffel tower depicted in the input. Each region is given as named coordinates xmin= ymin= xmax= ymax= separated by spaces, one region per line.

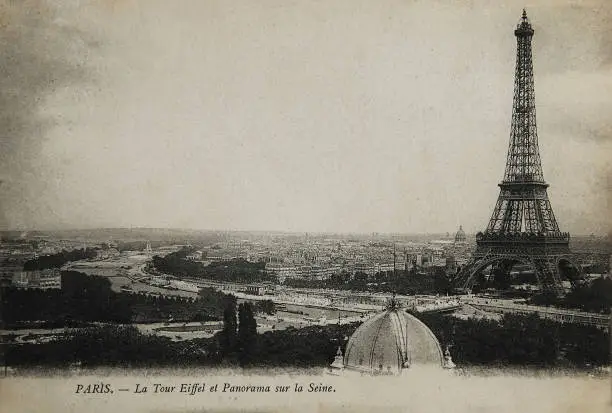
xmin=453 ymin=10 xmax=582 ymax=296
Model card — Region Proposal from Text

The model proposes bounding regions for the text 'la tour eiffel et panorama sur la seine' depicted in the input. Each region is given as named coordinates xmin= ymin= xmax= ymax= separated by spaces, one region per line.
xmin=75 ymin=382 xmax=336 ymax=396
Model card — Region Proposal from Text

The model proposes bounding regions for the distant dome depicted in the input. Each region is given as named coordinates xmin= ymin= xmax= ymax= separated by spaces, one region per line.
xmin=454 ymin=225 xmax=466 ymax=243
xmin=341 ymin=308 xmax=444 ymax=375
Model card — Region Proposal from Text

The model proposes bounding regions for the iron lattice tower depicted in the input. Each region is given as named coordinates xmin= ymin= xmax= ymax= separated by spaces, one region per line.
xmin=453 ymin=11 xmax=581 ymax=295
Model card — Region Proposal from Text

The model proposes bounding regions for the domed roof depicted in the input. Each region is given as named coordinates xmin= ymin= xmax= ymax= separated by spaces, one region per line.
xmin=342 ymin=308 xmax=444 ymax=375
xmin=454 ymin=225 xmax=466 ymax=243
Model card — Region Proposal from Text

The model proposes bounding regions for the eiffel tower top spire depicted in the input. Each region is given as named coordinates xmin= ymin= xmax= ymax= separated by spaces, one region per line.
xmin=503 ymin=9 xmax=543 ymax=185
xmin=515 ymin=9 xmax=533 ymax=37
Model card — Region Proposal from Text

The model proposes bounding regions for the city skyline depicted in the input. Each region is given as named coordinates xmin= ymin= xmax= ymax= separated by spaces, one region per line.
xmin=1 ymin=1 xmax=611 ymax=235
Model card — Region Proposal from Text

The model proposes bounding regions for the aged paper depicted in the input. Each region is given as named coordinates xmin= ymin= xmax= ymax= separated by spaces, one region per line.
xmin=0 ymin=1 xmax=610 ymax=412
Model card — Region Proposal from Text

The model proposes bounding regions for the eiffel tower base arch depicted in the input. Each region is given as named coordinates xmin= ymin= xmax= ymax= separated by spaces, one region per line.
xmin=453 ymin=238 xmax=583 ymax=296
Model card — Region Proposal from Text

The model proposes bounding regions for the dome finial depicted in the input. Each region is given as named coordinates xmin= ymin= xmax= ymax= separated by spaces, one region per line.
xmin=522 ymin=8 xmax=527 ymax=20
xmin=386 ymin=292 xmax=399 ymax=311
xmin=330 ymin=345 xmax=345 ymax=371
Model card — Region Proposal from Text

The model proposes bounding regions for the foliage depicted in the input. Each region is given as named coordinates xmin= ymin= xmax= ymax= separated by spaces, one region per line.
xmin=414 ymin=312 xmax=610 ymax=367
xmin=240 ymin=323 xmax=361 ymax=368
xmin=253 ymin=299 xmax=276 ymax=315
xmin=23 ymin=248 xmax=98 ymax=271
xmin=237 ymin=302 xmax=258 ymax=366
xmin=2 ymin=272 xmax=130 ymax=326
xmin=5 ymin=312 xmax=609 ymax=369
xmin=219 ymin=297 xmax=238 ymax=358
xmin=1 ymin=271 xmax=234 ymax=327
xmin=562 ymin=277 xmax=612 ymax=313
xmin=152 ymin=251 xmax=275 ymax=283
xmin=283 ymin=268 xmax=444 ymax=295
xmin=5 ymin=325 xmax=219 ymax=368
xmin=530 ymin=277 xmax=612 ymax=314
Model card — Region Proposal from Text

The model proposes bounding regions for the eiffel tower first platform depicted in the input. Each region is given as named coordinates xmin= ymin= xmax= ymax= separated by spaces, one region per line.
xmin=453 ymin=11 xmax=582 ymax=296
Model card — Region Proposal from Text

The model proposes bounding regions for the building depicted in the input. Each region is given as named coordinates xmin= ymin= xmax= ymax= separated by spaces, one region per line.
xmin=168 ymin=279 xmax=200 ymax=293
xmin=12 ymin=269 xmax=62 ymax=290
xmin=265 ymin=262 xmax=303 ymax=281
xmin=310 ymin=264 xmax=343 ymax=280
xmin=454 ymin=225 xmax=467 ymax=244
xmin=329 ymin=299 xmax=453 ymax=375
xmin=96 ymin=248 xmax=120 ymax=260
xmin=353 ymin=262 xmax=376 ymax=276
xmin=150 ymin=275 xmax=170 ymax=287
xmin=1 ymin=260 xmax=24 ymax=285
xmin=186 ymin=251 xmax=204 ymax=261
xmin=243 ymin=284 xmax=264 ymax=295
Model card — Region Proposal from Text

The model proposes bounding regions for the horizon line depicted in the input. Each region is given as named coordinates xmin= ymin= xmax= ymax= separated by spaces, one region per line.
xmin=0 ymin=226 xmax=609 ymax=239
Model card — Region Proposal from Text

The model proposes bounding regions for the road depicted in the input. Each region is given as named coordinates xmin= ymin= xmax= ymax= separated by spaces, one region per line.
xmin=464 ymin=296 xmax=610 ymax=329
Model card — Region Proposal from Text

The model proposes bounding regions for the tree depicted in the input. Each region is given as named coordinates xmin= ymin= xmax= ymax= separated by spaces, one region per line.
xmin=237 ymin=302 xmax=258 ymax=366
xmin=433 ymin=267 xmax=451 ymax=294
xmin=564 ymin=277 xmax=612 ymax=313
xmin=23 ymin=248 xmax=98 ymax=271
xmin=530 ymin=290 xmax=558 ymax=307
xmin=254 ymin=299 xmax=276 ymax=315
xmin=220 ymin=297 xmax=237 ymax=357
xmin=492 ymin=267 xmax=512 ymax=290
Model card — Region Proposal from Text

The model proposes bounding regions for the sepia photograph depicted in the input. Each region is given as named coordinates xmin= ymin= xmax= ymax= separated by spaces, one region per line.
xmin=0 ymin=1 xmax=611 ymax=412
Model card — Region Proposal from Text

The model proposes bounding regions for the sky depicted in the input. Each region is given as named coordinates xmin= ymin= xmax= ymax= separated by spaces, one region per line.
xmin=0 ymin=0 xmax=610 ymax=235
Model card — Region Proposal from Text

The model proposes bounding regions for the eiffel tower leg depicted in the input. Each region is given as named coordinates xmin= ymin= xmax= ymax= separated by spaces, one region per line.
xmin=451 ymin=259 xmax=479 ymax=291
xmin=463 ymin=257 xmax=516 ymax=291
xmin=454 ymin=255 xmax=502 ymax=291
xmin=532 ymin=257 xmax=564 ymax=296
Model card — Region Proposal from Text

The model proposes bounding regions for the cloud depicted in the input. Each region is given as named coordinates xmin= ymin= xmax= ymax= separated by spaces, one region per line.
xmin=0 ymin=0 xmax=93 ymax=230
xmin=0 ymin=0 xmax=609 ymax=235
